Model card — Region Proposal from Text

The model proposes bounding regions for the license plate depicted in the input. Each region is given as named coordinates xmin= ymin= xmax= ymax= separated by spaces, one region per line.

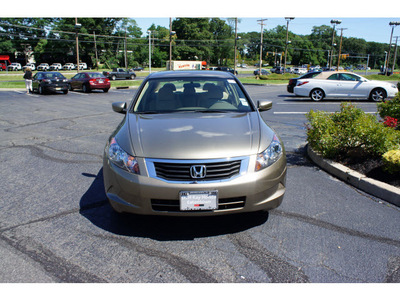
xmin=180 ymin=191 xmax=218 ymax=211
xmin=55 ymin=87 xmax=62 ymax=90
xmin=99 ymin=80 xmax=104 ymax=83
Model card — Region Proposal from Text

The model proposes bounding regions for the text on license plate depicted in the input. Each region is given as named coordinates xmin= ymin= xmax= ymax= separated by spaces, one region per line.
xmin=179 ymin=191 xmax=218 ymax=211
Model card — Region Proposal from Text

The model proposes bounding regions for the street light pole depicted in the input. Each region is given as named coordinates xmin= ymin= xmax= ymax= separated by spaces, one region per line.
xmin=337 ymin=28 xmax=347 ymax=70
xmin=257 ymin=18 xmax=267 ymax=77
xmin=148 ymin=30 xmax=152 ymax=74
xmin=234 ymin=17 xmax=238 ymax=74
xmin=284 ymin=17 xmax=294 ymax=73
xmin=329 ymin=20 xmax=341 ymax=69
xmin=385 ymin=22 xmax=400 ymax=75
xmin=75 ymin=18 xmax=81 ymax=74
xmin=392 ymin=36 xmax=399 ymax=73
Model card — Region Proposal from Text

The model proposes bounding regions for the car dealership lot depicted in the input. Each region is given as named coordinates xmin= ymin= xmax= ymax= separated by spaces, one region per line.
xmin=0 ymin=86 xmax=399 ymax=283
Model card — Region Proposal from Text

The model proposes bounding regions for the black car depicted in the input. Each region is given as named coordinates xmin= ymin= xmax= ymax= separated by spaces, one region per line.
xmin=32 ymin=72 xmax=69 ymax=94
xmin=215 ymin=67 xmax=238 ymax=75
xmin=253 ymin=69 xmax=271 ymax=76
xmin=286 ymin=71 xmax=322 ymax=93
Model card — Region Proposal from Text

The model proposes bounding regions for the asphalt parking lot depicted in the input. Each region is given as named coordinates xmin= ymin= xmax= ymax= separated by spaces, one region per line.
xmin=0 ymin=86 xmax=399 ymax=284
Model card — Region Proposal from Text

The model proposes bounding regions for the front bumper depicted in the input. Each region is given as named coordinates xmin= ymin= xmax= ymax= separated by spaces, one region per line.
xmin=103 ymin=154 xmax=287 ymax=216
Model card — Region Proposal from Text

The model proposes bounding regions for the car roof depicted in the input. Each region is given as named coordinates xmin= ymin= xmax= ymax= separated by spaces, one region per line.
xmin=314 ymin=71 xmax=357 ymax=79
xmin=147 ymin=70 xmax=236 ymax=80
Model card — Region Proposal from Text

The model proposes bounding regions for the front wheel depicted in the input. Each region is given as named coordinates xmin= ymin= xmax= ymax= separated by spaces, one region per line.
xmin=111 ymin=75 xmax=116 ymax=81
xmin=130 ymin=74 xmax=136 ymax=80
xmin=369 ymin=88 xmax=386 ymax=102
xmin=310 ymin=88 xmax=324 ymax=101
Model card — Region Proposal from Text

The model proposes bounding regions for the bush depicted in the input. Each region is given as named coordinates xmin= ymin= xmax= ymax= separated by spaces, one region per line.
xmin=377 ymin=93 xmax=400 ymax=120
xmin=306 ymin=103 xmax=400 ymax=159
xmin=382 ymin=150 xmax=400 ymax=174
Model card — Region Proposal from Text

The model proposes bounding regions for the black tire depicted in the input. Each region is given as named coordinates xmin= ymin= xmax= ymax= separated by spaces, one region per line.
xmin=310 ymin=88 xmax=324 ymax=101
xmin=111 ymin=75 xmax=116 ymax=81
xmin=369 ymin=88 xmax=386 ymax=102
xmin=103 ymin=88 xmax=109 ymax=93
xmin=82 ymin=84 xmax=91 ymax=93
xmin=39 ymin=85 xmax=45 ymax=95
xmin=68 ymin=84 xmax=73 ymax=91
xmin=63 ymin=89 xmax=68 ymax=94
xmin=130 ymin=74 xmax=136 ymax=80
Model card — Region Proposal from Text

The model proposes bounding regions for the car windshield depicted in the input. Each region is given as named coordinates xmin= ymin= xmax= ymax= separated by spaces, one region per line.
xmin=132 ymin=77 xmax=254 ymax=113
xmin=44 ymin=73 xmax=66 ymax=79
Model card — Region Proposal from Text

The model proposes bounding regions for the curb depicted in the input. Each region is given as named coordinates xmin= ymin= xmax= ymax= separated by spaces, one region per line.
xmin=307 ymin=144 xmax=400 ymax=207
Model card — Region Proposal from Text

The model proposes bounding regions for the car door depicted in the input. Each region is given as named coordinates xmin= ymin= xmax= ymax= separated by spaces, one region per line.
xmin=337 ymin=73 xmax=366 ymax=97
xmin=32 ymin=73 xmax=42 ymax=91
xmin=325 ymin=73 xmax=341 ymax=97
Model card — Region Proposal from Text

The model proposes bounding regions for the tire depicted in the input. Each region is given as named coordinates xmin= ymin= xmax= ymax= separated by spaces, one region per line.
xmin=310 ymin=88 xmax=324 ymax=101
xmin=63 ymin=89 xmax=68 ymax=94
xmin=369 ymin=88 xmax=386 ymax=102
xmin=103 ymin=88 xmax=109 ymax=93
xmin=39 ymin=85 xmax=45 ymax=95
xmin=68 ymin=84 xmax=73 ymax=91
xmin=82 ymin=84 xmax=91 ymax=93
xmin=130 ymin=74 xmax=136 ymax=80
xmin=111 ymin=75 xmax=116 ymax=81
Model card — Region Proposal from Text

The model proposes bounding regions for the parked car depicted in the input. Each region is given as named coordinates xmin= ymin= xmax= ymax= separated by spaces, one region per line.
xmin=253 ymin=69 xmax=271 ymax=76
xmin=103 ymin=68 xmax=136 ymax=80
xmin=7 ymin=63 xmax=22 ymax=71
xmin=215 ymin=66 xmax=238 ymax=75
xmin=287 ymin=71 xmax=322 ymax=93
xmin=294 ymin=71 xmax=398 ymax=102
xmin=68 ymin=72 xmax=110 ymax=93
xmin=293 ymin=67 xmax=307 ymax=75
xmin=0 ymin=63 xmax=7 ymax=71
xmin=79 ymin=62 xmax=88 ymax=70
xmin=49 ymin=63 xmax=62 ymax=71
xmin=22 ymin=63 xmax=36 ymax=71
xmin=274 ymin=66 xmax=285 ymax=74
xmin=132 ymin=66 xmax=144 ymax=71
xmin=37 ymin=63 xmax=50 ymax=71
xmin=32 ymin=72 xmax=69 ymax=94
xmin=63 ymin=63 xmax=75 ymax=70
xmin=103 ymin=71 xmax=287 ymax=216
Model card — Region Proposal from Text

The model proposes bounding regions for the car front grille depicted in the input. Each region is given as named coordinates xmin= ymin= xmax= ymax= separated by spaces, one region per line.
xmin=153 ymin=160 xmax=242 ymax=182
xmin=151 ymin=196 xmax=246 ymax=212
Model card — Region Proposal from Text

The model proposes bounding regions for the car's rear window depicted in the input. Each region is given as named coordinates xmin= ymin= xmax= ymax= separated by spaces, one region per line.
xmin=87 ymin=73 xmax=106 ymax=78
xmin=133 ymin=77 xmax=254 ymax=113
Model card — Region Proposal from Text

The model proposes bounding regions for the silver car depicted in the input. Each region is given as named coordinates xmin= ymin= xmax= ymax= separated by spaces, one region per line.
xmin=103 ymin=71 xmax=287 ymax=216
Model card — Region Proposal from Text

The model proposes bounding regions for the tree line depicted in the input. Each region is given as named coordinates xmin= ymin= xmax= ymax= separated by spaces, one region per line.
xmin=0 ymin=18 xmax=395 ymax=70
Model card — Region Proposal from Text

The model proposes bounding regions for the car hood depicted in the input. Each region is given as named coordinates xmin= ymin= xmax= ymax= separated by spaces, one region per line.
xmin=119 ymin=112 xmax=274 ymax=160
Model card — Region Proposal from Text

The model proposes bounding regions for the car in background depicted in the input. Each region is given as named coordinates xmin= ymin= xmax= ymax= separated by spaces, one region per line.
xmin=253 ymin=69 xmax=271 ymax=76
xmin=294 ymin=71 xmax=398 ymax=102
xmin=68 ymin=72 xmax=110 ymax=93
xmin=293 ymin=67 xmax=307 ymax=75
xmin=32 ymin=71 xmax=69 ymax=94
xmin=274 ymin=66 xmax=285 ymax=74
xmin=103 ymin=70 xmax=287 ymax=216
xmin=103 ymin=68 xmax=137 ymax=80
xmin=22 ymin=63 xmax=36 ymax=71
xmin=49 ymin=63 xmax=62 ymax=71
xmin=215 ymin=66 xmax=238 ymax=75
xmin=132 ymin=66 xmax=144 ymax=71
xmin=7 ymin=63 xmax=22 ymax=71
xmin=37 ymin=63 xmax=50 ymax=71
xmin=63 ymin=63 xmax=75 ymax=70
xmin=0 ymin=63 xmax=6 ymax=71
xmin=287 ymin=71 xmax=322 ymax=93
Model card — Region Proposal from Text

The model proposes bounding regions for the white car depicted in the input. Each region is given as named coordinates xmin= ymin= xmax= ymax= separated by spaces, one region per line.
xmin=7 ymin=63 xmax=22 ymax=71
xmin=37 ymin=63 xmax=50 ymax=71
xmin=49 ymin=63 xmax=62 ymax=71
xmin=22 ymin=63 xmax=36 ymax=71
xmin=63 ymin=63 xmax=75 ymax=70
xmin=294 ymin=71 xmax=398 ymax=102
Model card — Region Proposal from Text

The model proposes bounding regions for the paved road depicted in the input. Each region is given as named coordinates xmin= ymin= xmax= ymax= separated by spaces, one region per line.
xmin=0 ymin=86 xmax=399 ymax=284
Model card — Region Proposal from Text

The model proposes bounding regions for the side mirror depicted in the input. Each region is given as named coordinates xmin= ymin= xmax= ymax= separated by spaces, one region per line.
xmin=112 ymin=102 xmax=127 ymax=114
xmin=257 ymin=101 xmax=273 ymax=112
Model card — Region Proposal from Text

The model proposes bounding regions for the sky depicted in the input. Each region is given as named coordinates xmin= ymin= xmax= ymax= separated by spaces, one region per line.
xmin=7 ymin=0 xmax=400 ymax=44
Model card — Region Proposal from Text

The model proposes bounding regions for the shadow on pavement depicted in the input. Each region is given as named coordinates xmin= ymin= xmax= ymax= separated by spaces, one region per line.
xmin=79 ymin=168 xmax=269 ymax=241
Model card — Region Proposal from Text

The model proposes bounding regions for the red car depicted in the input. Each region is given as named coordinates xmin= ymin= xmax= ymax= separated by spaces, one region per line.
xmin=68 ymin=72 xmax=110 ymax=93
xmin=0 ymin=63 xmax=6 ymax=71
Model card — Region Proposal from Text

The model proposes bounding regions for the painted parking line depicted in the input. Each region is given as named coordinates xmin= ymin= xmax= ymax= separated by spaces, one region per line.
xmin=273 ymin=111 xmax=378 ymax=115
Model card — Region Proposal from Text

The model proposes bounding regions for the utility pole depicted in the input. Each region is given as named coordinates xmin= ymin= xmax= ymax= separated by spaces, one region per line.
xmin=257 ymin=18 xmax=267 ymax=77
xmin=386 ymin=22 xmax=400 ymax=75
xmin=284 ymin=17 xmax=294 ymax=73
xmin=392 ymin=36 xmax=399 ymax=73
xmin=75 ymin=18 xmax=81 ymax=74
xmin=93 ymin=32 xmax=99 ymax=70
xmin=148 ymin=30 xmax=152 ymax=74
xmin=124 ymin=28 xmax=127 ymax=69
xmin=329 ymin=20 xmax=341 ymax=69
xmin=234 ymin=17 xmax=238 ymax=74
xmin=337 ymin=28 xmax=347 ymax=70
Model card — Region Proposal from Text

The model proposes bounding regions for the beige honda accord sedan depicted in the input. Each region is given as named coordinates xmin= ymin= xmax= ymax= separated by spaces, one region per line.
xmin=103 ymin=71 xmax=287 ymax=216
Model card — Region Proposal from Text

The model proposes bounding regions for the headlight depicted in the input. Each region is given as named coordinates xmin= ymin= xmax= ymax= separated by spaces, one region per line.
xmin=255 ymin=134 xmax=283 ymax=171
xmin=107 ymin=137 xmax=140 ymax=174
